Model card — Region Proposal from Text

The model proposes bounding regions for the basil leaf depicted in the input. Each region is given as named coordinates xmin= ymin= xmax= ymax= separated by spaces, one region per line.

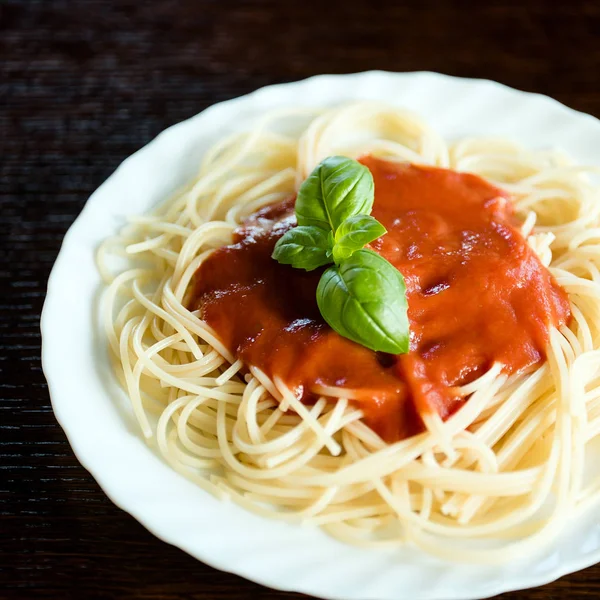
xmin=316 ymin=249 xmax=409 ymax=354
xmin=332 ymin=215 xmax=387 ymax=264
xmin=272 ymin=226 xmax=333 ymax=271
xmin=295 ymin=156 xmax=375 ymax=232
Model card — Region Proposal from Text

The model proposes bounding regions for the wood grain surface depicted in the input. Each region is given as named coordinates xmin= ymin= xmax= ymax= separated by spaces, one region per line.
xmin=3 ymin=0 xmax=600 ymax=598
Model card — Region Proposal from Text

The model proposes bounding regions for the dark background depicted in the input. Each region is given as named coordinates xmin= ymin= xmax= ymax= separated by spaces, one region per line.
xmin=3 ymin=0 xmax=600 ymax=598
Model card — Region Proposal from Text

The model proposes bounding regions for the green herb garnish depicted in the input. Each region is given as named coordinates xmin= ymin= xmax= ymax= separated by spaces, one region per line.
xmin=272 ymin=156 xmax=409 ymax=354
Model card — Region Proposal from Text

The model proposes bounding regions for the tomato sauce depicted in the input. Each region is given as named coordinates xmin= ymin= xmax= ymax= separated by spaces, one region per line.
xmin=190 ymin=157 xmax=570 ymax=442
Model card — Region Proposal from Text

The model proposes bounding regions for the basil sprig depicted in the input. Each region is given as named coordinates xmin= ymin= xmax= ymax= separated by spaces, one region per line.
xmin=272 ymin=156 xmax=409 ymax=354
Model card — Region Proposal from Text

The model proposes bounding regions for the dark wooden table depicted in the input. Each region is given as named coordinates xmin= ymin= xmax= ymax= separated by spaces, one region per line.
xmin=3 ymin=1 xmax=600 ymax=598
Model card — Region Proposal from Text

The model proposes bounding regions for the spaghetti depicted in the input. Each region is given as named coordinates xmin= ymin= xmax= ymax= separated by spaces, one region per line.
xmin=98 ymin=103 xmax=600 ymax=563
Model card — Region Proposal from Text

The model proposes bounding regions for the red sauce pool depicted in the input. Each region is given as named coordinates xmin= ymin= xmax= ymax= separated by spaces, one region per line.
xmin=190 ymin=157 xmax=570 ymax=442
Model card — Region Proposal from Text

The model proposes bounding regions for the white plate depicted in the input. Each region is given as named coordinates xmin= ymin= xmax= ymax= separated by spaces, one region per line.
xmin=42 ymin=72 xmax=600 ymax=600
